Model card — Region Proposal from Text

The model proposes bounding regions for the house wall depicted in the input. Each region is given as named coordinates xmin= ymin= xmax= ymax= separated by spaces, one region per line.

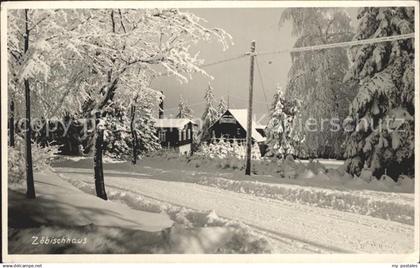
xmin=157 ymin=122 xmax=194 ymax=149
xmin=207 ymin=111 xmax=247 ymax=141
xmin=205 ymin=111 xmax=268 ymax=155
xmin=177 ymin=143 xmax=192 ymax=155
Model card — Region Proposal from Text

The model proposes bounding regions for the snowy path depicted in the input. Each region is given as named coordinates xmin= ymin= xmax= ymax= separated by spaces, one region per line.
xmin=20 ymin=170 xmax=173 ymax=232
xmin=54 ymin=167 xmax=414 ymax=254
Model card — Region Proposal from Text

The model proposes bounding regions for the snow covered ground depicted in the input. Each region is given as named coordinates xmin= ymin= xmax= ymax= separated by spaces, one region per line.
xmin=8 ymin=170 xmax=172 ymax=254
xmin=8 ymin=169 xmax=271 ymax=254
xmin=51 ymin=156 xmax=415 ymax=254
xmin=299 ymin=159 xmax=344 ymax=169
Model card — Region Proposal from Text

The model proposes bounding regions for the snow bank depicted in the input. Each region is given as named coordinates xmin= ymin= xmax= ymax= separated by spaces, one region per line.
xmin=63 ymin=176 xmax=272 ymax=253
xmin=61 ymin=155 xmax=89 ymax=162
xmin=196 ymin=176 xmax=414 ymax=225
xmin=181 ymin=154 xmax=414 ymax=193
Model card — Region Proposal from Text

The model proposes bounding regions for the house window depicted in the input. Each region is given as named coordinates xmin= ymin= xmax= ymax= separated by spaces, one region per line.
xmin=159 ymin=131 xmax=166 ymax=142
xmin=179 ymin=130 xmax=182 ymax=141
xmin=187 ymin=129 xmax=191 ymax=140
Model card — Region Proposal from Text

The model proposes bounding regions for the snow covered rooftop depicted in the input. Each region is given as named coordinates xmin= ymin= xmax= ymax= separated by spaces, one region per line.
xmin=226 ymin=109 xmax=266 ymax=142
xmin=254 ymin=123 xmax=266 ymax=129
xmin=154 ymin=118 xmax=196 ymax=129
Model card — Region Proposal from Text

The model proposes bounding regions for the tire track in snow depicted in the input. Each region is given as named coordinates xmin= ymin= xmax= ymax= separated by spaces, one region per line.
xmin=54 ymin=168 xmax=414 ymax=254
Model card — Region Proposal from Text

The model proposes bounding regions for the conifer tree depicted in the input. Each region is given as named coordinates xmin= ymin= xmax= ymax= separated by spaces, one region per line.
xmin=265 ymin=87 xmax=305 ymax=158
xmin=343 ymin=7 xmax=415 ymax=179
xmin=217 ymin=97 xmax=228 ymax=117
xmin=200 ymin=83 xmax=219 ymax=141
xmin=176 ymin=96 xmax=194 ymax=119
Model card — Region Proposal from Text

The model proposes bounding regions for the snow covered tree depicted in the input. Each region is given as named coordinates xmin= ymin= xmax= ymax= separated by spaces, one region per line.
xmin=343 ymin=7 xmax=415 ymax=179
xmin=7 ymin=8 xmax=232 ymax=200
xmin=100 ymin=97 xmax=160 ymax=162
xmin=68 ymin=9 xmax=229 ymax=199
xmin=110 ymin=85 xmax=162 ymax=163
xmin=176 ymin=96 xmax=194 ymax=119
xmin=265 ymin=87 xmax=305 ymax=158
xmin=199 ymin=83 xmax=219 ymax=141
xmin=7 ymin=9 xmax=92 ymax=199
xmin=280 ymin=8 xmax=355 ymax=158
xmin=217 ymin=97 xmax=228 ymax=117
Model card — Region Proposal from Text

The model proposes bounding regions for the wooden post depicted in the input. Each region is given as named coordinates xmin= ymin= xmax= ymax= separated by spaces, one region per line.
xmin=245 ymin=41 xmax=256 ymax=175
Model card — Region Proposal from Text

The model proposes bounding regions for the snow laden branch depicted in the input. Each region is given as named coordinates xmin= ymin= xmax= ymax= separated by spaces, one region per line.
xmin=61 ymin=8 xmax=233 ymax=115
xmin=7 ymin=8 xmax=232 ymax=200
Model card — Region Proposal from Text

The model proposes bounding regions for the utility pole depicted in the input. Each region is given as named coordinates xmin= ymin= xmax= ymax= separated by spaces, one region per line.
xmin=245 ymin=41 xmax=256 ymax=175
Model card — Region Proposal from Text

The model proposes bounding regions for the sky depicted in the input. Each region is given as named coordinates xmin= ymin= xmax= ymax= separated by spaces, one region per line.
xmin=152 ymin=8 xmax=358 ymax=119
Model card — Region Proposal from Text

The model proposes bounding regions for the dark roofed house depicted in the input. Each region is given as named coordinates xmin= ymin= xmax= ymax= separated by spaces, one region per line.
xmin=205 ymin=109 xmax=267 ymax=155
xmin=155 ymin=118 xmax=197 ymax=155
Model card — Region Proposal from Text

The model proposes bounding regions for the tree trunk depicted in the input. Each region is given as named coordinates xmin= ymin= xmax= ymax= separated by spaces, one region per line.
xmin=9 ymin=99 xmax=15 ymax=147
xmin=25 ymin=79 xmax=35 ymax=199
xmin=24 ymin=9 xmax=35 ymax=199
xmin=92 ymin=10 xmax=117 ymax=199
xmin=130 ymin=105 xmax=138 ymax=165
xmin=94 ymin=113 xmax=107 ymax=200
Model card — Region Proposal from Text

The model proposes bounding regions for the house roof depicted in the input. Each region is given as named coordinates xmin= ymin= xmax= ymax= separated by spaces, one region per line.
xmin=154 ymin=118 xmax=196 ymax=129
xmin=254 ymin=123 xmax=266 ymax=129
xmin=223 ymin=109 xmax=265 ymax=142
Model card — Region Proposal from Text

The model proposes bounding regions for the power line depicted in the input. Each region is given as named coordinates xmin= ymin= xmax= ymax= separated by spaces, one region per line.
xmin=256 ymin=33 xmax=415 ymax=56
xmin=200 ymin=53 xmax=248 ymax=68
xmin=229 ymin=95 xmax=270 ymax=105
xmin=155 ymin=33 xmax=414 ymax=79
xmin=164 ymin=100 xmax=206 ymax=112
xmin=158 ymin=33 xmax=415 ymax=113
xmin=255 ymin=56 xmax=270 ymax=112
xmin=154 ymin=53 xmax=247 ymax=78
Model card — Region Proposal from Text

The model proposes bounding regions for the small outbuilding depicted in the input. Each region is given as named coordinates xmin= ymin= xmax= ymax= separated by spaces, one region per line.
xmin=155 ymin=118 xmax=197 ymax=155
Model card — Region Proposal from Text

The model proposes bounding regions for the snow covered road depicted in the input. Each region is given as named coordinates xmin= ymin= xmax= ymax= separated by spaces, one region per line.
xmin=54 ymin=167 xmax=414 ymax=254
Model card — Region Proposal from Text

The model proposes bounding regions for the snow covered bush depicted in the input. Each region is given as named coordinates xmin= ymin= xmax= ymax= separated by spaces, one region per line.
xmin=8 ymin=136 xmax=58 ymax=184
xmin=200 ymin=139 xmax=261 ymax=160
xmin=8 ymin=138 xmax=26 ymax=184
xmin=344 ymin=7 xmax=415 ymax=179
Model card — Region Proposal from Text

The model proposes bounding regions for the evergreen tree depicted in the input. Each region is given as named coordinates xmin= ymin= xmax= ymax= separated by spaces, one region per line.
xmin=343 ymin=7 xmax=415 ymax=179
xmin=280 ymin=8 xmax=355 ymax=158
xmin=265 ymin=87 xmax=305 ymax=158
xmin=176 ymin=96 xmax=194 ymax=119
xmin=217 ymin=97 xmax=228 ymax=117
xmin=199 ymin=83 xmax=219 ymax=141
xmin=103 ymin=101 xmax=161 ymax=160
xmin=100 ymin=84 xmax=162 ymax=162
xmin=135 ymin=104 xmax=161 ymax=155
